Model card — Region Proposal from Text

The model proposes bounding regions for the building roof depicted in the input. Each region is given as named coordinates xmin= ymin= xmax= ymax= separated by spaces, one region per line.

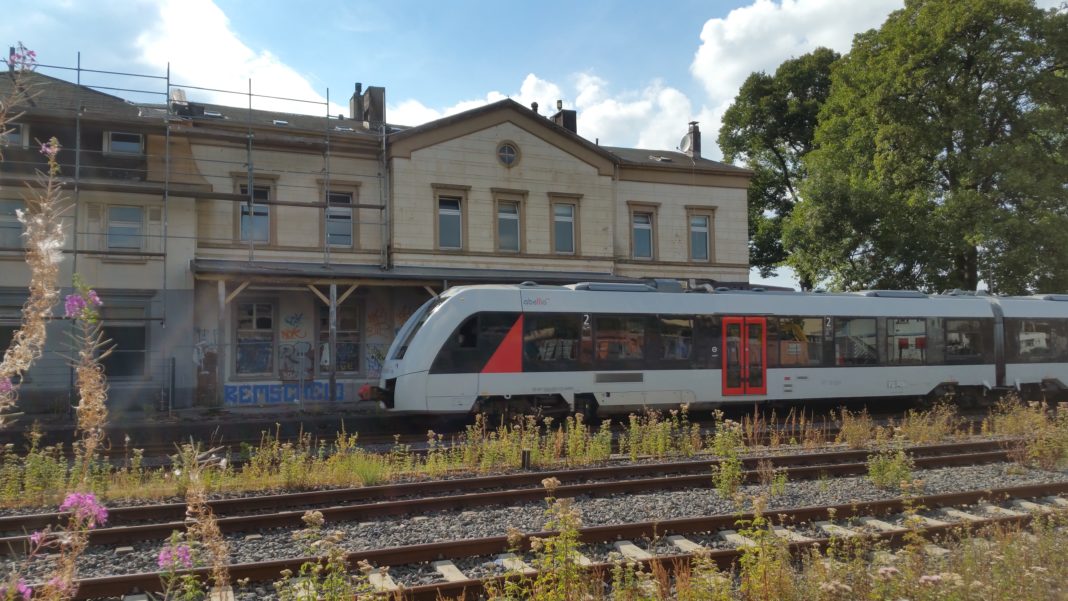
xmin=0 ymin=70 xmax=144 ymax=119
xmin=190 ymin=259 xmax=639 ymax=285
xmin=605 ymin=146 xmax=752 ymax=176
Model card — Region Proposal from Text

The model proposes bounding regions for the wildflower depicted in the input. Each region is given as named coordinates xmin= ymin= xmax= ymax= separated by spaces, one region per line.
xmin=29 ymin=530 xmax=45 ymax=546
xmin=157 ymin=544 xmax=193 ymax=569
xmin=0 ymin=378 xmax=12 ymax=394
xmin=39 ymin=140 xmax=60 ymax=159
xmin=877 ymin=566 xmax=900 ymax=580
xmin=47 ymin=575 xmax=72 ymax=596
xmin=64 ymin=293 xmax=87 ymax=319
xmin=940 ymin=572 xmax=964 ymax=587
xmin=301 ymin=510 xmax=325 ymax=529
xmin=919 ymin=573 xmax=943 ymax=585
xmin=59 ymin=491 xmax=108 ymax=528
xmin=86 ymin=289 xmax=102 ymax=307
xmin=818 ymin=580 xmax=853 ymax=594
xmin=16 ymin=580 xmax=32 ymax=600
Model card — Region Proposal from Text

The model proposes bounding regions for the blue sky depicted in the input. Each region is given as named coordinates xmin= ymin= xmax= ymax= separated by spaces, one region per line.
xmin=11 ymin=0 xmax=1053 ymax=288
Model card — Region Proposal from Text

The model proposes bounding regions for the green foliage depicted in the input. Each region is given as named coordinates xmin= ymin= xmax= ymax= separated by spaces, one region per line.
xmin=718 ymin=47 xmax=839 ymax=284
xmin=710 ymin=413 xmax=746 ymax=498
xmin=787 ymin=0 xmax=1068 ymax=292
xmin=867 ymin=449 xmax=916 ymax=490
xmin=274 ymin=511 xmax=378 ymax=601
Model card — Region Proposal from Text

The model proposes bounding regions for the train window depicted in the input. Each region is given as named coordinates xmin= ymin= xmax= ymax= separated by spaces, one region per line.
xmin=765 ymin=318 xmax=779 ymax=368
xmin=523 ymin=313 xmax=583 ymax=372
xmin=594 ymin=315 xmax=649 ymax=370
xmin=834 ymin=318 xmax=877 ymax=365
xmin=1007 ymin=319 xmax=1068 ymax=363
xmin=943 ymin=319 xmax=993 ymax=364
xmin=429 ymin=312 xmax=519 ymax=374
xmin=656 ymin=316 xmax=693 ymax=367
xmin=887 ymin=318 xmax=926 ymax=365
xmin=692 ymin=316 xmax=721 ymax=368
xmin=777 ymin=317 xmax=824 ymax=366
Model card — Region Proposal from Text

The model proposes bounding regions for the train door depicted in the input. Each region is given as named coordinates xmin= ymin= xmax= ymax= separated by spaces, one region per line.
xmin=722 ymin=316 xmax=767 ymax=396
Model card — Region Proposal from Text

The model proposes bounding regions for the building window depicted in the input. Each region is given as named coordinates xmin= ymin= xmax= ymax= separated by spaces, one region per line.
xmin=1 ymin=124 xmax=25 ymax=149
xmin=0 ymin=200 xmax=24 ymax=249
xmin=106 ymin=132 xmax=143 ymax=155
xmin=689 ymin=215 xmax=710 ymax=261
xmin=319 ymin=302 xmax=361 ymax=373
xmin=438 ymin=196 xmax=462 ymax=249
xmin=326 ymin=191 xmax=353 ymax=247
xmin=236 ymin=303 xmax=274 ymax=375
xmin=632 ymin=211 xmax=654 ymax=259
xmin=552 ymin=203 xmax=575 ymax=254
xmin=497 ymin=200 xmax=520 ymax=252
xmin=497 ymin=142 xmax=519 ymax=167
xmin=239 ymin=184 xmax=270 ymax=243
xmin=107 ymin=206 xmax=144 ymax=250
xmin=100 ymin=306 xmax=147 ymax=378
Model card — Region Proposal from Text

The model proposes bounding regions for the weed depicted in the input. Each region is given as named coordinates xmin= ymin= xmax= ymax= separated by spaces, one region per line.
xmin=867 ymin=448 xmax=915 ymax=491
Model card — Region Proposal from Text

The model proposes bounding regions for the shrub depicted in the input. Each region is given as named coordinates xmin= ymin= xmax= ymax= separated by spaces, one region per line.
xmin=867 ymin=449 xmax=915 ymax=491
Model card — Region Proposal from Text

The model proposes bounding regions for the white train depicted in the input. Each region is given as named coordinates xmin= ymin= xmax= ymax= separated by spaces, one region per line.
xmin=376 ymin=281 xmax=1068 ymax=415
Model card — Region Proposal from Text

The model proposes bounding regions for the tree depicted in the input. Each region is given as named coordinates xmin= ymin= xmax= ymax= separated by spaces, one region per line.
xmin=787 ymin=0 xmax=1068 ymax=293
xmin=718 ymin=47 xmax=839 ymax=288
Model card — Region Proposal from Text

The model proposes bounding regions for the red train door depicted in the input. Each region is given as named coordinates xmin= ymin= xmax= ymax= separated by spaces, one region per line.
xmin=722 ymin=316 xmax=767 ymax=396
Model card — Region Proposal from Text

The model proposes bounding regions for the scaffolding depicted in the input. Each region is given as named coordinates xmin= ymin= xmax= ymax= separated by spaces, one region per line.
xmin=0 ymin=53 xmax=390 ymax=410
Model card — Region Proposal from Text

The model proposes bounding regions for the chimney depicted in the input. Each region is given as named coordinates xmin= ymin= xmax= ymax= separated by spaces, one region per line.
xmin=361 ymin=86 xmax=386 ymax=126
xmin=551 ymin=100 xmax=577 ymax=134
xmin=531 ymin=101 xmax=539 ymax=114
xmin=685 ymin=121 xmax=701 ymax=159
xmin=349 ymin=83 xmax=363 ymax=120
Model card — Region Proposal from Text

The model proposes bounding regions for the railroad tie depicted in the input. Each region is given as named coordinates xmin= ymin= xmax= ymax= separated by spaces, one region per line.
xmin=911 ymin=515 xmax=950 ymax=528
xmin=858 ymin=517 xmax=906 ymax=532
xmin=717 ymin=530 xmax=757 ymax=548
xmin=571 ymin=552 xmax=593 ymax=567
xmin=772 ymin=527 xmax=815 ymax=543
xmin=815 ymin=521 xmax=859 ymax=538
xmin=980 ymin=504 xmax=1026 ymax=517
xmin=497 ymin=553 xmax=537 ymax=575
xmin=1042 ymin=496 xmax=1068 ymax=508
xmin=667 ymin=534 xmax=708 ymax=552
xmin=937 ymin=508 xmax=985 ymax=522
xmin=614 ymin=540 xmax=654 ymax=560
xmin=368 ymin=571 xmax=399 ymax=592
xmin=209 ymin=586 xmax=236 ymax=601
xmin=432 ymin=560 xmax=469 ymax=583
xmin=1011 ymin=499 xmax=1054 ymax=514
xmin=122 ymin=595 xmax=150 ymax=601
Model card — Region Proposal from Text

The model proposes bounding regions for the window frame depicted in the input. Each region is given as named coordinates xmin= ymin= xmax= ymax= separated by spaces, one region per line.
xmin=325 ymin=190 xmax=355 ymax=248
xmin=1 ymin=123 xmax=27 ymax=149
xmin=886 ymin=317 xmax=927 ymax=365
xmin=627 ymin=202 xmax=659 ymax=260
xmin=0 ymin=199 xmax=25 ymax=250
xmin=496 ymin=140 xmax=520 ymax=168
xmin=432 ymin=184 xmax=470 ymax=251
xmin=551 ymin=202 xmax=577 ymax=255
xmin=318 ymin=299 xmax=363 ymax=374
xmin=686 ymin=206 xmax=716 ymax=262
xmin=104 ymin=131 xmax=144 ymax=156
xmin=106 ymin=205 xmax=145 ymax=251
xmin=492 ymin=189 xmax=527 ymax=254
xmin=236 ymin=182 xmax=272 ymax=244
xmin=234 ymin=301 xmax=276 ymax=377
xmin=99 ymin=305 xmax=149 ymax=380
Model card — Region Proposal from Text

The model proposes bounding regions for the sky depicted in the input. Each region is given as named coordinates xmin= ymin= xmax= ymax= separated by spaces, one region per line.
xmin=6 ymin=0 xmax=1058 ymax=289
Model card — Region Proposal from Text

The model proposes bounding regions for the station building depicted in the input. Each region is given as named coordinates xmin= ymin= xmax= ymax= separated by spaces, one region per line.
xmin=0 ymin=68 xmax=751 ymax=414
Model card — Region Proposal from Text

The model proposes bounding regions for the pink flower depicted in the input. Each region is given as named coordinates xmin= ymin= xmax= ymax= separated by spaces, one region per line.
xmin=64 ymin=294 xmax=86 ymax=319
xmin=39 ymin=140 xmax=59 ymax=159
xmin=29 ymin=530 xmax=45 ymax=546
xmin=87 ymin=290 xmax=102 ymax=307
xmin=16 ymin=579 xmax=32 ymax=600
xmin=158 ymin=544 xmax=193 ymax=569
xmin=919 ymin=573 xmax=943 ymax=585
xmin=0 ymin=378 xmax=12 ymax=395
xmin=59 ymin=492 xmax=108 ymax=528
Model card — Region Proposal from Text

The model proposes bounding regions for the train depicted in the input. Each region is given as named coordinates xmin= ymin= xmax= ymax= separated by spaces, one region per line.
xmin=374 ymin=280 xmax=1068 ymax=416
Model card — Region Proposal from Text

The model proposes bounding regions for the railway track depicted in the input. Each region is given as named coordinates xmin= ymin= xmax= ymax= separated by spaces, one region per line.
xmin=59 ymin=481 xmax=1068 ymax=600
xmin=0 ymin=438 xmax=1018 ymax=552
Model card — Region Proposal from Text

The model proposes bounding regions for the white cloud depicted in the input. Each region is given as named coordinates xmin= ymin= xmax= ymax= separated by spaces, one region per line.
xmin=690 ymin=0 xmax=903 ymax=158
xmin=134 ymin=0 xmax=347 ymax=116
xmin=390 ymin=72 xmax=696 ymax=151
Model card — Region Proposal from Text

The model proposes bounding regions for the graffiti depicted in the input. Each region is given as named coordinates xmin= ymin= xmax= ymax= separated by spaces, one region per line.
xmin=223 ymin=382 xmax=345 ymax=405
xmin=279 ymin=342 xmax=313 ymax=380
xmin=393 ymin=302 xmax=421 ymax=333
xmin=192 ymin=328 xmax=218 ymax=372
xmin=235 ymin=342 xmax=273 ymax=374
xmin=365 ymin=344 xmax=386 ymax=379
xmin=366 ymin=307 xmax=390 ymax=339
xmin=280 ymin=327 xmax=306 ymax=340
xmin=280 ymin=312 xmax=306 ymax=340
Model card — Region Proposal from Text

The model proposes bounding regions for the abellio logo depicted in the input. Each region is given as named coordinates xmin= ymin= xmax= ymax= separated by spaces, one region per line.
xmin=523 ymin=297 xmax=550 ymax=306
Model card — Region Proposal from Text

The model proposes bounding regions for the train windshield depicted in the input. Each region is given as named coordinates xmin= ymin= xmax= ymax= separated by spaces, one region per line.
xmin=390 ymin=296 xmax=442 ymax=360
